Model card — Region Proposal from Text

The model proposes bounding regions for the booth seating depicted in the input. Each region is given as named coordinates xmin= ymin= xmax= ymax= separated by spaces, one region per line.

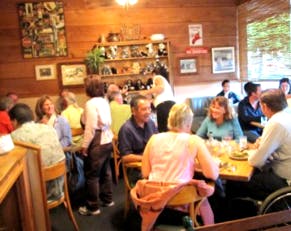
xmin=186 ymin=96 xmax=214 ymax=134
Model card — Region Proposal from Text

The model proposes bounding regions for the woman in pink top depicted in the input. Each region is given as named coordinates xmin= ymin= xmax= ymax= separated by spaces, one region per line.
xmin=142 ymin=103 xmax=219 ymax=225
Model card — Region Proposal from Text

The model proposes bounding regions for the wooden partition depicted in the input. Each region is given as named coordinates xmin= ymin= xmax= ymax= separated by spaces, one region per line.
xmin=14 ymin=141 xmax=50 ymax=231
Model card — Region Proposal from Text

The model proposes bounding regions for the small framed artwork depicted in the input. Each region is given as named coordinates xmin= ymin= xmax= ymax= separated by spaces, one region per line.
xmin=212 ymin=47 xmax=235 ymax=74
xmin=58 ymin=62 xmax=87 ymax=87
xmin=188 ymin=24 xmax=203 ymax=46
xmin=35 ymin=64 xmax=56 ymax=80
xmin=179 ymin=58 xmax=198 ymax=74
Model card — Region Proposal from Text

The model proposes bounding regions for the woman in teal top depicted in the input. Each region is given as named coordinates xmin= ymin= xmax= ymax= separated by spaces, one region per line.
xmin=196 ymin=96 xmax=243 ymax=141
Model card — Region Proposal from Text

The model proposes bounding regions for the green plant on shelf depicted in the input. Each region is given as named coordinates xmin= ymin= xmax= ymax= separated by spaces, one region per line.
xmin=84 ymin=46 xmax=105 ymax=74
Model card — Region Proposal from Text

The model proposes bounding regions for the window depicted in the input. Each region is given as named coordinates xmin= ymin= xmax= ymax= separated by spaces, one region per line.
xmin=238 ymin=0 xmax=291 ymax=80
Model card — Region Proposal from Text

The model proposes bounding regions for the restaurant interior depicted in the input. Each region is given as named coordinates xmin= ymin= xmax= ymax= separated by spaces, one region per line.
xmin=0 ymin=0 xmax=291 ymax=230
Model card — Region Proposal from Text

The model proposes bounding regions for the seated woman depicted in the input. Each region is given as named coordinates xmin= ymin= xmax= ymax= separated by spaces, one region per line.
xmin=35 ymin=95 xmax=72 ymax=149
xmin=9 ymin=103 xmax=65 ymax=201
xmin=61 ymin=92 xmax=84 ymax=147
xmin=196 ymin=96 xmax=243 ymax=141
xmin=141 ymin=103 xmax=219 ymax=225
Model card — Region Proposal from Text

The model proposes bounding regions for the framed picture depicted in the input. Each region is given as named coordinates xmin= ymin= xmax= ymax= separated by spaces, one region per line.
xmin=212 ymin=47 xmax=235 ymax=74
xmin=188 ymin=24 xmax=203 ymax=46
xmin=179 ymin=58 xmax=198 ymax=74
xmin=58 ymin=62 xmax=87 ymax=87
xmin=35 ymin=64 xmax=56 ymax=80
xmin=17 ymin=2 xmax=67 ymax=58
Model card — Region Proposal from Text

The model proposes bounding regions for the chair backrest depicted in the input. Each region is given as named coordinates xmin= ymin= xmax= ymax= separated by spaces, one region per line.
xmin=122 ymin=161 xmax=142 ymax=190
xmin=13 ymin=140 xmax=50 ymax=231
xmin=168 ymin=185 xmax=202 ymax=206
xmin=71 ymin=127 xmax=84 ymax=137
xmin=43 ymin=159 xmax=66 ymax=182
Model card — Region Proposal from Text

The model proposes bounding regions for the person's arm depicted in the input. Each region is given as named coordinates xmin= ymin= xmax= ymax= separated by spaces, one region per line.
xmin=232 ymin=92 xmax=240 ymax=104
xmin=248 ymin=122 xmax=284 ymax=168
xmin=141 ymin=136 xmax=154 ymax=179
xmin=57 ymin=116 xmax=72 ymax=148
xmin=82 ymin=100 xmax=97 ymax=150
xmin=192 ymin=136 xmax=219 ymax=180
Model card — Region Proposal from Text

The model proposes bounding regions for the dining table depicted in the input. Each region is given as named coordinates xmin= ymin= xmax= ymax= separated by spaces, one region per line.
xmin=196 ymin=141 xmax=255 ymax=182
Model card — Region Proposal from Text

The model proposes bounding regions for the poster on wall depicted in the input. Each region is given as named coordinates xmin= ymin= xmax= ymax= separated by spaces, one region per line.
xmin=17 ymin=2 xmax=67 ymax=58
xmin=188 ymin=24 xmax=203 ymax=46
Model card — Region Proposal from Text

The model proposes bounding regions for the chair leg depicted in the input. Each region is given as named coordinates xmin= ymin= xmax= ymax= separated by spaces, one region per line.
xmin=64 ymin=199 xmax=79 ymax=231
xmin=124 ymin=188 xmax=130 ymax=218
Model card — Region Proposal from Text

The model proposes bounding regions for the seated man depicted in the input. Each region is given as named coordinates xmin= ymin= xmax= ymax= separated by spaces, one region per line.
xmin=118 ymin=95 xmax=158 ymax=183
xmin=9 ymin=103 xmax=65 ymax=201
xmin=238 ymin=82 xmax=263 ymax=143
xmin=108 ymin=91 xmax=131 ymax=136
xmin=227 ymin=89 xmax=291 ymax=201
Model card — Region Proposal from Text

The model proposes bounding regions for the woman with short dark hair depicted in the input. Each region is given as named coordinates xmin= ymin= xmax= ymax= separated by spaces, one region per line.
xmin=79 ymin=76 xmax=114 ymax=216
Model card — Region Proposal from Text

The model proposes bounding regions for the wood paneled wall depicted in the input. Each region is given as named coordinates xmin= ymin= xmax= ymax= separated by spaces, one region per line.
xmin=0 ymin=0 xmax=238 ymax=97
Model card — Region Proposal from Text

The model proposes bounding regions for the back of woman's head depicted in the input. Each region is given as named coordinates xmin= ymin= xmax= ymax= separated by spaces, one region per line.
xmin=84 ymin=76 xmax=104 ymax=98
xmin=9 ymin=103 xmax=34 ymax=125
xmin=35 ymin=95 xmax=52 ymax=121
xmin=167 ymin=103 xmax=193 ymax=131
xmin=152 ymin=63 xmax=169 ymax=81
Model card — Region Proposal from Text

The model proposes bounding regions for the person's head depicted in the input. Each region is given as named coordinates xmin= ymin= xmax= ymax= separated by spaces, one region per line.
xmin=260 ymin=89 xmax=287 ymax=118
xmin=244 ymin=82 xmax=261 ymax=98
xmin=208 ymin=96 xmax=233 ymax=121
xmin=35 ymin=95 xmax=55 ymax=121
xmin=279 ymin=78 xmax=291 ymax=95
xmin=0 ymin=96 xmax=13 ymax=111
xmin=130 ymin=95 xmax=151 ymax=124
xmin=6 ymin=92 xmax=18 ymax=105
xmin=167 ymin=103 xmax=193 ymax=133
xmin=64 ymin=92 xmax=78 ymax=106
xmin=84 ymin=76 xmax=104 ymax=98
xmin=106 ymin=84 xmax=120 ymax=96
xmin=107 ymin=91 xmax=123 ymax=103
xmin=152 ymin=63 xmax=169 ymax=82
xmin=221 ymin=79 xmax=230 ymax=93
xmin=9 ymin=103 xmax=34 ymax=129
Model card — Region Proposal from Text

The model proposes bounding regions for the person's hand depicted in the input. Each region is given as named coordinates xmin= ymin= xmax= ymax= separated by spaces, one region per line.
xmin=81 ymin=147 xmax=88 ymax=157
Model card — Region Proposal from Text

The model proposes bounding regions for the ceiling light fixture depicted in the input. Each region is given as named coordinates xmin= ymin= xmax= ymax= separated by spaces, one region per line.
xmin=116 ymin=0 xmax=138 ymax=8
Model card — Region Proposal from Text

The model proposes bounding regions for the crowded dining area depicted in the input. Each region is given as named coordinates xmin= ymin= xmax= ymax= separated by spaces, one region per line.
xmin=1 ymin=0 xmax=291 ymax=230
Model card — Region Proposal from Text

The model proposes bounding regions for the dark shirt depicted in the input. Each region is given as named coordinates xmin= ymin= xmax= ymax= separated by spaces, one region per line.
xmin=238 ymin=96 xmax=263 ymax=133
xmin=217 ymin=91 xmax=240 ymax=104
xmin=118 ymin=116 xmax=158 ymax=156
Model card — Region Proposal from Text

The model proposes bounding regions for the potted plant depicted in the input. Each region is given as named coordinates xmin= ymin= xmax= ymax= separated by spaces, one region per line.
xmin=84 ymin=46 xmax=105 ymax=75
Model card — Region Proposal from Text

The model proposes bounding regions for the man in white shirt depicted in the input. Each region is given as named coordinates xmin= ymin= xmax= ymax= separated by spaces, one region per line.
xmin=227 ymin=89 xmax=291 ymax=201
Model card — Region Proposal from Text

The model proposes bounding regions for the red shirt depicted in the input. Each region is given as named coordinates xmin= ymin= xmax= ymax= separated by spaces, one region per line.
xmin=0 ymin=111 xmax=13 ymax=134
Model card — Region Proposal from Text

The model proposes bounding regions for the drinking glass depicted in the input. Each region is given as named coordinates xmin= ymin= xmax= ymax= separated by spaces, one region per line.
xmin=239 ymin=136 xmax=248 ymax=150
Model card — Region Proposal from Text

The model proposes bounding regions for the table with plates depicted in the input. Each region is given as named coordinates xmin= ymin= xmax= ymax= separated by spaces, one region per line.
xmin=196 ymin=141 xmax=255 ymax=182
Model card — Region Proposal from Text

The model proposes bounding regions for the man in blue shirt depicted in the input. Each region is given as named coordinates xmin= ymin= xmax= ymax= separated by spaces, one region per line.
xmin=118 ymin=95 xmax=158 ymax=162
xmin=118 ymin=95 xmax=158 ymax=184
xmin=238 ymin=82 xmax=263 ymax=143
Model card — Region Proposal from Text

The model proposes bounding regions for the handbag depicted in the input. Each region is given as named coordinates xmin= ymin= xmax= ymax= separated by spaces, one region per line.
xmin=66 ymin=152 xmax=85 ymax=194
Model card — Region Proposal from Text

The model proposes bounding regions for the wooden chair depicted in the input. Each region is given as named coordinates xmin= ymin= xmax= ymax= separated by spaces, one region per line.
xmin=14 ymin=141 xmax=51 ymax=231
xmin=43 ymin=159 xmax=79 ymax=231
xmin=71 ymin=127 xmax=84 ymax=137
xmin=122 ymin=160 xmax=141 ymax=218
xmin=112 ymin=136 xmax=122 ymax=183
xmin=155 ymin=184 xmax=209 ymax=230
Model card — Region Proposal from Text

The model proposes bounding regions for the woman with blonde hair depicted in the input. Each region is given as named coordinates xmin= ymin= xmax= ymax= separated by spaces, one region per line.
xmin=142 ymin=103 xmax=218 ymax=225
xmin=196 ymin=96 xmax=243 ymax=141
